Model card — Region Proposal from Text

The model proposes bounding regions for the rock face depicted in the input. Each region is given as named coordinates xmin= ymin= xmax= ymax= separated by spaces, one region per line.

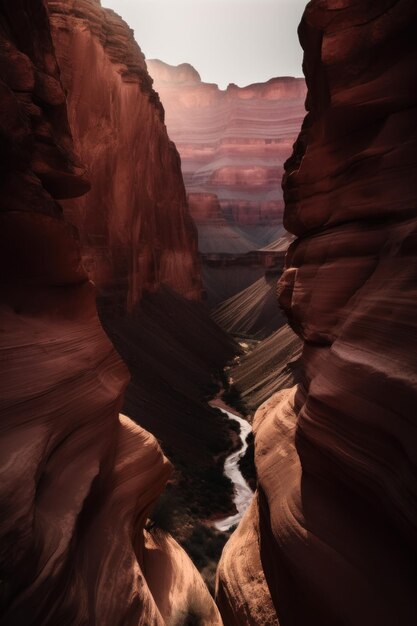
xmin=49 ymin=2 xmax=202 ymax=310
xmin=218 ymin=1 xmax=417 ymax=624
xmin=213 ymin=272 xmax=287 ymax=339
xmin=0 ymin=1 xmax=222 ymax=623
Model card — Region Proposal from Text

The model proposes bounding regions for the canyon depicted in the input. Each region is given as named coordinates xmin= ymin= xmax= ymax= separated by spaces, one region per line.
xmin=148 ymin=58 xmax=307 ymax=316
xmin=1 ymin=0 xmax=417 ymax=625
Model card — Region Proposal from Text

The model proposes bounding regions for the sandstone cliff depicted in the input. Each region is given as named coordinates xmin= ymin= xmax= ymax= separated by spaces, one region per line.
xmin=46 ymin=0 xmax=238 ymax=532
xmin=217 ymin=1 xmax=417 ymax=624
xmin=0 ymin=1 xmax=221 ymax=624
xmin=213 ymin=273 xmax=287 ymax=339
xmin=148 ymin=59 xmax=306 ymax=237
xmin=49 ymin=1 xmax=202 ymax=309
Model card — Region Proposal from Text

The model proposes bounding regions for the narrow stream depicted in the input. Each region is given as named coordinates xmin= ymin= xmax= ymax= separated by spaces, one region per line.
xmin=214 ymin=409 xmax=254 ymax=532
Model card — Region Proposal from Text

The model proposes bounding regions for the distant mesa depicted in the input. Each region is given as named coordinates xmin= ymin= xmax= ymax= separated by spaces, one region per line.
xmin=147 ymin=58 xmax=306 ymax=237
xmin=148 ymin=59 xmax=202 ymax=85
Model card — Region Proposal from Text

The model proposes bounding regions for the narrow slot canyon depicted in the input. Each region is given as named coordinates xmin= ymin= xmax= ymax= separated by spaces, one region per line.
xmin=1 ymin=1 xmax=416 ymax=625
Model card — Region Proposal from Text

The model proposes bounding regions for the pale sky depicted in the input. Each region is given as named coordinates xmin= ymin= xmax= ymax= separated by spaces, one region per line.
xmin=103 ymin=0 xmax=307 ymax=89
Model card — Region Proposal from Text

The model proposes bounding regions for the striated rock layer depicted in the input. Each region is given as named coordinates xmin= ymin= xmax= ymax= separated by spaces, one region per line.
xmin=148 ymin=59 xmax=306 ymax=305
xmin=147 ymin=59 xmax=306 ymax=235
xmin=213 ymin=272 xmax=287 ymax=339
xmin=0 ymin=1 xmax=221 ymax=624
xmin=47 ymin=0 xmax=238 ymax=499
xmin=218 ymin=1 xmax=417 ymax=624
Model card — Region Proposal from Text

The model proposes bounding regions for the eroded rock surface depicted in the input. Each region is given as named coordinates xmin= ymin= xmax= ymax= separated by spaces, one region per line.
xmin=229 ymin=325 xmax=302 ymax=413
xmin=213 ymin=272 xmax=287 ymax=339
xmin=218 ymin=1 xmax=417 ymax=624
xmin=148 ymin=59 xmax=306 ymax=237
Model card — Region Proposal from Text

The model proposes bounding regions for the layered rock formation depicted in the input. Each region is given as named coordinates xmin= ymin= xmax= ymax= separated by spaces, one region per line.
xmin=148 ymin=59 xmax=306 ymax=236
xmin=218 ymin=1 xmax=417 ymax=624
xmin=0 ymin=1 xmax=221 ymax=623
xmin=148 ymin=59 xmax=306 ymax=305
xmin=200 ymin=232 xmax=294 ymax=310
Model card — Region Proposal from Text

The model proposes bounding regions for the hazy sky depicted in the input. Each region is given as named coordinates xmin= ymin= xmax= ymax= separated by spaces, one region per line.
xmin=103 ymin=0 xmax=307 ymax=88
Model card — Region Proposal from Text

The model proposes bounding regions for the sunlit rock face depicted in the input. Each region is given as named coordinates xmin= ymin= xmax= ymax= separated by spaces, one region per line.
xmin=48 ymin=2 xmax=202 ymax=310
xmin=218 ymin=1 xmax=417 ymax=624
xmin=147 ymin=59 xmax=306 ymax=250
xmin=0 ymin=2 xmax=222 ymax=623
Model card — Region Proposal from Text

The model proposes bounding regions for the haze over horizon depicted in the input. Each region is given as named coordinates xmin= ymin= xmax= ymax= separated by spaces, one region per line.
xmin=103 ymin=0 xmax=307 ymax=89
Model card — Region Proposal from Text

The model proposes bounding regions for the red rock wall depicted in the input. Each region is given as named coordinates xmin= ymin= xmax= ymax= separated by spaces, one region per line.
xmin=0 ymin=2 xmax=221 ymax=623
xmin=48 ymin=1 xmax=202 ymax=311
xmin=217 ymin=1 xmax=417 ymax=624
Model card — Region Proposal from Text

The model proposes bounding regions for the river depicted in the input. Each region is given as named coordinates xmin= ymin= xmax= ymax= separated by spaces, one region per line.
xmin=214 ymin=409 xmax=254 ymax=532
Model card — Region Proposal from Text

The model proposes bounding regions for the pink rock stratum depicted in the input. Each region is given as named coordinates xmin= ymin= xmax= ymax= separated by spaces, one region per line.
xmin=147 ymin=59 xmax=306 ymax=249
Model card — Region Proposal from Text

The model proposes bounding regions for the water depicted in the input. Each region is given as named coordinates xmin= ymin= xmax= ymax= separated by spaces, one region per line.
xmin=214 ymin=409 xmax=254 ymax=532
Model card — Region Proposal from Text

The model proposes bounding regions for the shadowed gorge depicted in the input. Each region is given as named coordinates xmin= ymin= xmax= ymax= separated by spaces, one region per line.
xmin=1 ymin=0 xmax=417 ymax=624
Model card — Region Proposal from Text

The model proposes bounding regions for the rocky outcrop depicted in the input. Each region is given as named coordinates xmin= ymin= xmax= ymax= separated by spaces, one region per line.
xmin=110 ymin=287 xmax=240 ymax=467
xmin=213 ymin=272 xmax=287 ymax=339
xmin=218 ymin=1 xmax=417 ymax=624
xmin=188 ymin=193 xmax=254 ymax=255
xmin=0 ymin=1 xmax=222 ymax=623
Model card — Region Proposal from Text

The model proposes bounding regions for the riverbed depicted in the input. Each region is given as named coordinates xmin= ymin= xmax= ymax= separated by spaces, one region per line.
xmin=214 ymin=409 xmax=254 ymax=532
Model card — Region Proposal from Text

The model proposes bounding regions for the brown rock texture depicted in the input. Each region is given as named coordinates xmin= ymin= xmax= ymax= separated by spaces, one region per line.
xmin=212 ymin=269 xmax=290 ymax=340
xmin=218 ymin=1 xmax=417 ymax=624
xmin=0 ymin=2 xmax=221 ymax=623
xmin=49 ymin=1 xmax=202 ymax=310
